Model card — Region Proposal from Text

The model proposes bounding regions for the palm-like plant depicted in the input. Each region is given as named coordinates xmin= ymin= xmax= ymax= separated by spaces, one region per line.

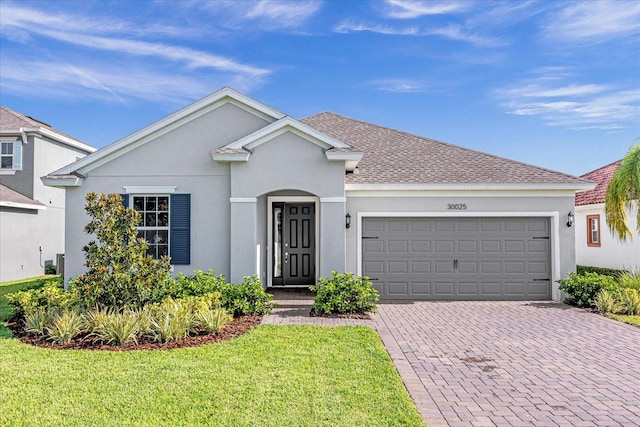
xmin=605 ymin=143 xmax=640 ymax=241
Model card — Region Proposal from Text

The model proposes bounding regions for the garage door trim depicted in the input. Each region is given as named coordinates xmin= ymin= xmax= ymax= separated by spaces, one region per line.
xmin=356 ymin=211 xmax=561 ymax=300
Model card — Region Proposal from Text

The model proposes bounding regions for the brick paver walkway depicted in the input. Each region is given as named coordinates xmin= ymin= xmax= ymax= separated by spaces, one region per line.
xmin=263 ymin=291 xmax=640 ymax=426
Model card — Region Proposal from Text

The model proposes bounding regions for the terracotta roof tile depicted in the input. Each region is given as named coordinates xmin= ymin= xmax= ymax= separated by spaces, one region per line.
xmin=301 ymin=112 xmax=588 ymax=186
xmin=575 ymin=160 xmax=621 ymax=206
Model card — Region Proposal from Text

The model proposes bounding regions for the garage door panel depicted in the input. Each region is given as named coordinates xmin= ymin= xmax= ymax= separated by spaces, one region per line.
xmin=362 ymin=217 xmax=550 ymax=300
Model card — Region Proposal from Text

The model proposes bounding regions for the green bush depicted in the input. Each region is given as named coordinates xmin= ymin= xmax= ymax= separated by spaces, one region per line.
xmin=145 ymin=298 xmax=195 ymax=343
xmin=310 ymin=271 xmax=379 ymax=315
xmin=558 ymin=272 xmax=619 ymax=308
xmin=24 ymin=308 xmax=56 ymax=336
xmin=169 ymin=271 xmax=274 ymax=317
xmin=224 ymin=275 xmax=275 ymax=316
xmin=618 ymin=270 xmax=640 ymax=291
xmin=45 ymin=264 xmax=57 ymax=275
xmin=194 ymin=306 xmax=233 ymax=333
xmin=593 ymin=290 xmax=622 ymax=315
xmin=7 ymin=279 xmax=79 ymax=317
xmin=46 ymin=310 xmax=85 ymax=344
xmin=86 ymin=307 xmax=140 ymax=346
xmin=619 ymin=288 xmax=640 ymax=315
xmin=577 ymin=265 xmax=626 ymax=278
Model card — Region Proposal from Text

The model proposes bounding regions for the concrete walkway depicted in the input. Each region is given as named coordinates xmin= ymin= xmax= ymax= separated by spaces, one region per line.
xmin=262 ymin=291 xmax=640 ymax=426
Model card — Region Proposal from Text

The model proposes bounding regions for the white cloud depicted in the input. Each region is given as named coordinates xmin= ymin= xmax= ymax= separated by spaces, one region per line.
xmin=196 ymin=0 xmax=321 ymax=30
xmin=544 ymin=0 xmax=640 ymax=42
xmin=369 ymin=78 xmax=426 ymax=93
xmin=334 ymin=21 xmax=500 ymax=46
xmin=495 ymin=74 xmax=640 ymax=130
xmin=384 ymin=0 xmax=471 ymax=19
xmin=0 ymin=58 xmax=258 ymax=104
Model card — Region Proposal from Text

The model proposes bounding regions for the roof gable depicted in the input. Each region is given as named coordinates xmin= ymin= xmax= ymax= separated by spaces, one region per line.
xmin=48 ymin=87 xmax=286 ymax=178
xmin=0 ymin=107 xmax=95 ymax=154
xmin=575 ymin=160 xmax=621 ymax=206
xmin=302 ymin=112 xmax=593 ymax=190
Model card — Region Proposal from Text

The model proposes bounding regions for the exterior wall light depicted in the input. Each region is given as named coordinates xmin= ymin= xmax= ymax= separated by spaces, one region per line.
xmin=346 ymin=213 xmax=351 ymax=229
xmin=567 ymin=211 xmax=574 ymax=227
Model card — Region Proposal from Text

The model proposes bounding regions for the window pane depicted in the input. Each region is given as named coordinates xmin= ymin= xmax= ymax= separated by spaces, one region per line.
xmin=133 ymin=197 xmax=144 ymax=211
xmin=158 ymin=212 xmax=168 ymax=226
xmin=157 ymin=230 xmax=168 ymax=243
xmin=146 ymin=197 xmax=156 ymax=211
xmin=158 ymin=197 xmax=169 ymax=211
xmin=1 ymin=157 xmax=12 ymax=169
xmin=145 ymin=212 xmax=156 ymax=226
xmin=158 ymin=245 xmax=169 ymax=258
xmin=1 ymin=143 xmax=12 ymax=155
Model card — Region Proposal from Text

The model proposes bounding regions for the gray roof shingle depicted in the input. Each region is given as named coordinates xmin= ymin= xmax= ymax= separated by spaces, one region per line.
xmin=301 ymin=112 xmax=590 ymax=186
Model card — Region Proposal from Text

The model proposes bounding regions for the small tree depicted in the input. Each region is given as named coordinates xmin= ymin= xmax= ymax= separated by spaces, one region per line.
xmin=605 ymin=143 xmax=640 ymax=241
xmin=71 ymin=193 xmax=172 ymax=309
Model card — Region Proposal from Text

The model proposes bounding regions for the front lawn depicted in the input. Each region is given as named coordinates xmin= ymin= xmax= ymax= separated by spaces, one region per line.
xmin=0 ymin=325 xmax=424 ymax=426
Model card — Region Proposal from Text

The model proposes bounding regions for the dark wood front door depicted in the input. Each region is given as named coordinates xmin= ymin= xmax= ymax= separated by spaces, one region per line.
xmin=272 ymin=203 xmax=315 ymax=286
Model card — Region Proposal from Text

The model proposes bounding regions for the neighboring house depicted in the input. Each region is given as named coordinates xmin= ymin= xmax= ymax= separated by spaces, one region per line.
xmin=43 ymin=88 xmax=592 ymax=301
xmin=575 ymin=160 xmax=640 ymax=271
xmin=0 ymin=107 xmax=96 ymax=282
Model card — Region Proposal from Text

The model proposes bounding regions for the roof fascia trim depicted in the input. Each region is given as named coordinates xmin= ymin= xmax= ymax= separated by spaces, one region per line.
xmin=0 ymin=128 xmax=95 ymax=153
xmin=41 ymin=176 xmax=84 ymax=187
xmin=50 ymin=87 xmax=284 ymax=176
xmin=0 ymin=201 xmax=47 ymax=210
xmin=210 ymin=151 xmax=251 ymax=162
xmin=345 ymin=182 xmax=597 ymax=192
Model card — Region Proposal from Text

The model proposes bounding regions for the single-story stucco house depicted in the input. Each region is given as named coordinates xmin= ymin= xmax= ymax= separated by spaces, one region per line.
xmin=575 ymin=160 xmax=639 ymax=271
xmin=43 ymin=87 xmax=593 ymax=300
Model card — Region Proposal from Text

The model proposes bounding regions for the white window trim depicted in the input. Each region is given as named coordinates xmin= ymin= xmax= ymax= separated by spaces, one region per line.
xmin=124 ymin=186 xmax=176 ymax=194
xmin=128 ymin=194 xmax=171 ymax=260
xmin=356 ymin=211 xmax=561 ymax=300
xmin=266 ymin=196 xmax=320 ymax=288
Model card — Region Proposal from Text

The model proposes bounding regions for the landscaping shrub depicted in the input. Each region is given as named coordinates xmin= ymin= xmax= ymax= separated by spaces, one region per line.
xmin=594 ymin=290 xmax=622 ymax=315
xmin=70 ymin=193 xmax=173 ymax=310
xmin=169 ymin=270 xmax=229 ymax=298
xmin=145 ymin=298 xmax=195 ymax=343
xmin=557 ymin=272 xmax=619 ymax=308
xmin=7 ymin=279 xmax=79 ymax=317
xmin=194 ymin=306 xmax=233 ymax=333
xmin=310 ymin=271 xmax=379 ymax=315
xmin=224 ymin=275 xmax=275 ymax=316
xmin=618 ymin=270 xmax=640 ymax=291
xmin=619 ymin=288 xmax=640 ymax=315
xmin=45 ymin=264 xmax=57 ymax=275
xmin=24 ymin=308 xmax=56 ymax=336
xmin=86 ymin=307 xmax=140 ymax=346
xmin=577 ymin=265 xmax=626 ymax=278
xmin=46 ymin=310 xmax=85 ymax=344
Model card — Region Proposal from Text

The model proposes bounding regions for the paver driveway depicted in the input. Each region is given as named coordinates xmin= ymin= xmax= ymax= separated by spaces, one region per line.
xmin=263 ymin=293 xmax=640 ymax=426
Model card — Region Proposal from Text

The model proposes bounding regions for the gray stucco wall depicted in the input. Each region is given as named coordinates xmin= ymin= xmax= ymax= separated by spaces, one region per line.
xmin=345 ymin=192 xmax=577 ymax=301
xmin=0 ymin=134 xmax=90 ymax=282
xmin=62 ymin=103 xmax=271 ymax=283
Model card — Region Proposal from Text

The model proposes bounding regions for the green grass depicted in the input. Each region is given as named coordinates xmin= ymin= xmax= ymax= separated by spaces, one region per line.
xmin=0 ymin=325 xmax=424 ymax=426
xmin=607 ymin=313 xmax=640 ymax=327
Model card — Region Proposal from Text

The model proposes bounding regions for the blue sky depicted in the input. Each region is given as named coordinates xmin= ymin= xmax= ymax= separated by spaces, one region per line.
xmin=1 ymin=0 xmax=638 ymax=176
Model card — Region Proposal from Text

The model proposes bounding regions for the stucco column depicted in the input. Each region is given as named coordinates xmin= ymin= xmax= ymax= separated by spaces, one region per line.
xmin=319 ymin=197 xmax=347 ymax=278
xmin=229 ymin=197 xmax=257 ymax=283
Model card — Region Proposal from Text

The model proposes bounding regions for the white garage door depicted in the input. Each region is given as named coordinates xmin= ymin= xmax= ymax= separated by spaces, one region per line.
xmin=362 ymin=217 xmax=551 ymax=300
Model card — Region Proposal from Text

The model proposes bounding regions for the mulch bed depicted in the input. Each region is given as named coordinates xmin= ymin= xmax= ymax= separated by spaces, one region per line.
xmin=6 ymin=314 xmax=263 ymax=351
xmin=308 ymin=308 xmax=372 ymax=320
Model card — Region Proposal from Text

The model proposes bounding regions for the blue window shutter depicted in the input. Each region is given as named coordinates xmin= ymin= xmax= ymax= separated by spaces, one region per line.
xmin=170 ymin=194 xmax=190 ymax=265
xmin=120 ymin=194 xmax=129 ymax=208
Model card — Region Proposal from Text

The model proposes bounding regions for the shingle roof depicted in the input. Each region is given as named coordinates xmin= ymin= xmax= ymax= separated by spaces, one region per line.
xmin=301 ymin=112 xmax=590 ymax=186
xmin=0 ymin=107 xmax=93 ymax=149
xmin=0 ymin=184 xmax=45 ymax=208
xmin=575 ymin=160 xmax=621 ymax=206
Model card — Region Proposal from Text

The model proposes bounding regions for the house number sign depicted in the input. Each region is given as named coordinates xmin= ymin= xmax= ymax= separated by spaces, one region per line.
xmin=447 ymin=203 xmax=467 ymax=210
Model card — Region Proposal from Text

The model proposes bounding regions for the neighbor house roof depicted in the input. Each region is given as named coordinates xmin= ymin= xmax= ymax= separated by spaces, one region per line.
xmin=0 ymin=184 xmax=46 ymax=210
xmin=575 ymin=160 xmax=621 ymax=206
xmin=0 ymin=107 xmax=96 ymax=154
xmin=302 ymin=112 xmax=592 ymax=190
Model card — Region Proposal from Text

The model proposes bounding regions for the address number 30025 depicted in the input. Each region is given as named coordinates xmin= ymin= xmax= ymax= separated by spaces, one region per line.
xmin=447 ymin=204 xmax=467 ymax=210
